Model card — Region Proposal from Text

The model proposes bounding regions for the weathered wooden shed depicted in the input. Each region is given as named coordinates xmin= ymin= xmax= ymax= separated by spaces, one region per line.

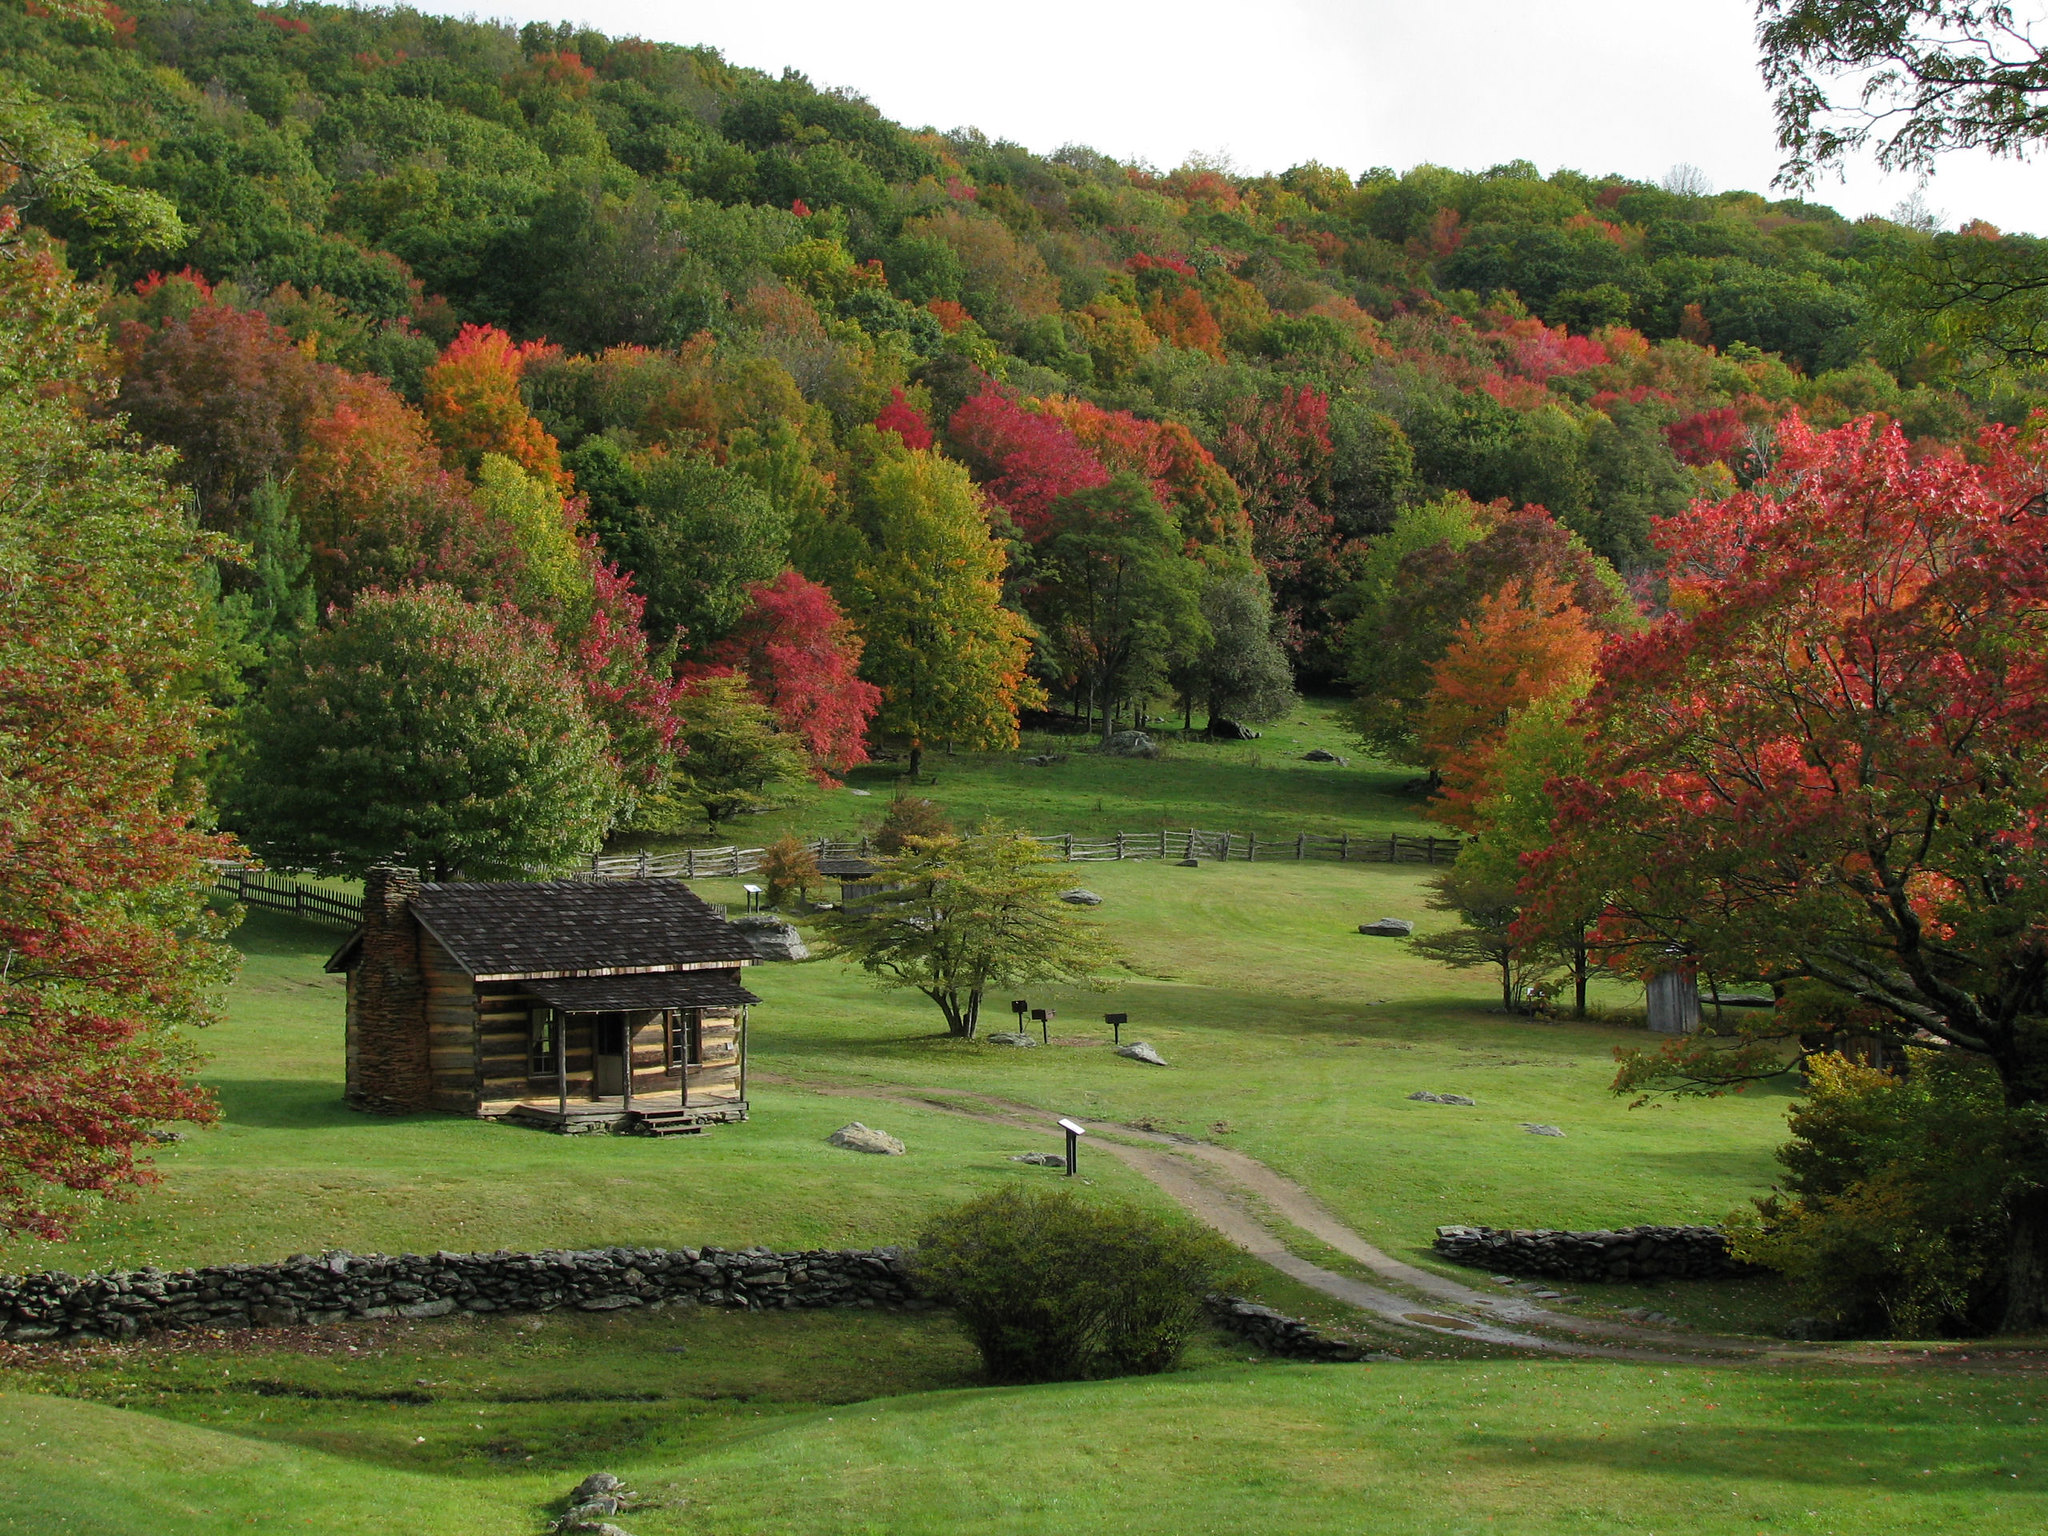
xmin=327 ymin=867 xmax=759 ymax=1135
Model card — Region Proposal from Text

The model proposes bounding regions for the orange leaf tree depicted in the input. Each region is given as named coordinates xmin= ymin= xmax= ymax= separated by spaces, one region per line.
xmin=1419 ymin=573 xmax=1599 ymax=831
xmin=420 ymin=323 xmax=567 ymax=485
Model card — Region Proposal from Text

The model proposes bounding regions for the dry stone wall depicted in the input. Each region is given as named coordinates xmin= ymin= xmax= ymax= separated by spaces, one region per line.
xmin=1433 ymin=1224 xmax=1751 ymax=1283
xmin=0 ymin=1245 xmax=918 ymax=1343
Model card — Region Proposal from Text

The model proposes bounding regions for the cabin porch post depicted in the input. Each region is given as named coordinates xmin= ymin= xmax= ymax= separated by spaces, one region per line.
xmin=621 ymin=1013 xmax=634 ymax=1114
xmin=738 ymin=1004 xmax=749 ymax=1106
xmin=555 ymin=1008 xmax=568 ymax=1117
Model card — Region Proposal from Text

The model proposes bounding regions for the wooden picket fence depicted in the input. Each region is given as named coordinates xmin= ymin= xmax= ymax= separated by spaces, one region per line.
xmin=210 ymin=864 xmax=364 ymax=929
xmin=581 ymin=827 xmax=1459 ymax=878
xmin=213 ymin=826 xmax=1461 ymax=927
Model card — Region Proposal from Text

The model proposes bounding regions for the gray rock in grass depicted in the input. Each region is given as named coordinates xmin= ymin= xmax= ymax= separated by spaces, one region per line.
xmin=1359 ymin=917 xmax=1415 ymax=937
xmin=1060 ymin=888 xmax=1103 ymax=905
xmin=728 ymin=914 xmax=810 ymax=961
xmin=1521 ymin=1123 xmax=1567 ymax=1137
xmin=827 ymin=1123 xmax=906 ymax=1156
xmin=1102 ymin=730 xmax=1159 ymax=758
xmin=1116 ymin=1041 xmax=1169 ymax=1066
xmin=1408 ymin=1091 xmax=1475 ymax=1106
xmin=1010 ymin=1152 xmax=1068 ymax=1167
xmin=984 ymin=1031 xmax=1038 ymax=1047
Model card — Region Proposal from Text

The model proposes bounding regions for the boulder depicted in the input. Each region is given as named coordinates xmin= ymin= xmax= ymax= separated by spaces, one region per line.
xmin=1023 ymin=752 xmax=1070 ymax=767
xmin=1301 ymin=748 xmax=1348 ymax=764
xmin=1009 ymin=1152 xmax=1067 ymax=1167
xmin=984 ymin=1030 xmax=1038 ymax=1047
xmin=1206 ymin=717 xmax=1261 ymax=740
xmin=1116 ymin=1041 xmax=1168 ymax=1066
xmin=729 ymin=914 xmax=810 ymax=961
xmin=1359 ymin=918 xmax=1414 ymax=937
xmin=1408 ymin=1091 xmax=1475 ymax=1106
xmin=1060 ymin=888 xmax=1103 ymax=905
xmin=1521 ymin=1123 xmax=1566 ymax=1137
xmin=1102 ymin=730 xmax=1159 ymax=758
xmin=1176 ymin=857 xmax=1200 ymax=867
xmin=827 ymin=1123 xmax=906 ymax=1155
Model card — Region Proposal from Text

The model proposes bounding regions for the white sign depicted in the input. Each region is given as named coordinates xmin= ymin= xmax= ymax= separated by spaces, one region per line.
xmin=1057 ymin=1118 xmax=1087 ymax=1137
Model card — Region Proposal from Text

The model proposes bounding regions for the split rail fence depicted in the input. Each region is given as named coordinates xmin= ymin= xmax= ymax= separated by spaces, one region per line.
xmin=213 ymin=828 xmax=1460 ymax=929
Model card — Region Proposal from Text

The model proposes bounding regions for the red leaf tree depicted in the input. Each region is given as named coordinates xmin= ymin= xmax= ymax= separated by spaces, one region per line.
xmin=1 ymin=252 xmax=231 ymax=1238
xmin=709 ymin=570 xmax=882 ymax=774
xmin=945 ymin=383 xmax=1109 ymax=540
xmin=1533 ymin=414 xmax=2048 ymax=1329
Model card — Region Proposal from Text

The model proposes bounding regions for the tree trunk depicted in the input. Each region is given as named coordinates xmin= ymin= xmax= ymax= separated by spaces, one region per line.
xmin=908 ymin=741 xmax=923 ymax=781
xmin=1498 ymin=959 xmax=1514 ymax=1013
xmin=1573 ymin=930 xmax=1589 ymax=1019
xmin=2002 ymin=1183 xmax=2048 ymax=1332
xmin=964 ymin=987 xmax=982 ymax=1039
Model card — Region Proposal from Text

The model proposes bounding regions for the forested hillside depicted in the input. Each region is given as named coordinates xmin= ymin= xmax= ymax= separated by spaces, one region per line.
xmin=4 ymin=0 xmax=2040 ymax=855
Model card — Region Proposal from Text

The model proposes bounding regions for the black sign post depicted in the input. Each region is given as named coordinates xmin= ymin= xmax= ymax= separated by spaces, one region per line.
xmin=1031 ymin=1007 xmax=1054 ymax=1044
xmin=1104 ymin=1012 xmax=1128 ymax=1044
xmin=1058 ymin=1117 xmax=1086 ymax=1177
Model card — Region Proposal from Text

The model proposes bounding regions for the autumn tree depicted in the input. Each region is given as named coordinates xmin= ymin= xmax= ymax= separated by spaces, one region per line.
xmin=708 ymin=570 xmax=882 ymax=774
xmin=946 ymin=383 xmax=1109 ymax=541
xmin=419 ymin=323 xmax=567 ymax=484
xmin=1537 ymin=415 xmax=2048 ymax=1330
xmin=816 ymin=828 xmax=1121 ymax=1038
xmin=290 ymin=370 xmax=525 ymax=610
xmin=113 ymin=292 xmax=336 ymax=529
xmin=1347 ymin=498 xmax=1631 ymax=771
xmin=229 ymin=586 xmax=621 ymax=879
xmin=0 ymin=250 xmax=231 ymax=1238
xmin=843 ymin=438 xmax=1040 ymax=779
xmin=1418 ymin=573 xmax=1600 ymax=830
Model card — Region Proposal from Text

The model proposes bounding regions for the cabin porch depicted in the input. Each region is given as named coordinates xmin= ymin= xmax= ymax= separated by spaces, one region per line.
xmin=498 ymin=1092 xmax=749 ymax=1137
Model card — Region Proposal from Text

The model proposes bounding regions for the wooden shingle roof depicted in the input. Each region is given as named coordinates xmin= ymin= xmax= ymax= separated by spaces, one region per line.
xmin=351 ymin=878 xmax=756 ymax=980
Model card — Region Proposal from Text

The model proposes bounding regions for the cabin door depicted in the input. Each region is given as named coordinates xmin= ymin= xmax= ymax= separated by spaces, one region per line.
xmin=593 ymin=1013 xmax=627 ymax=1096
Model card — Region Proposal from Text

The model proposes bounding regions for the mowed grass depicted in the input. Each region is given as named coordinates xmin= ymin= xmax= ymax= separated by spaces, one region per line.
xmin=698 ymin=859 xmax=1796 ymax=1290
xmin=631 ymin=698 xmax=1435 ymax=849
xmin=2 ymin=838 xmax=2043 ymax=1534
xmin=6 ymin=1340 xmax=2048 ymax=1536
xmin=2 ymin=910 xmax=1177 ymax=1274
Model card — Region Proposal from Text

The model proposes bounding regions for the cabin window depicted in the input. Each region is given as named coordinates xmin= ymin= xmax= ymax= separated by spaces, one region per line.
xmin=668 ymin=1008 xmax=701 ymax=1066
xmin=527 ymin=1007 xmax=559 ymax=1076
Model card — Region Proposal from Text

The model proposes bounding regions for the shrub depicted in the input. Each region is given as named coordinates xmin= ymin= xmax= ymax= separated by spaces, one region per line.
xmin=872 ymin=794 xmax=952 ymax=853
xmin=1729 ymin=1050 xmax=2020 ymax=1337
xmin=913 ymin=1187 xmax=1233 ymax=1382
xmin=760 ymin=834 xmax=820 ymax=907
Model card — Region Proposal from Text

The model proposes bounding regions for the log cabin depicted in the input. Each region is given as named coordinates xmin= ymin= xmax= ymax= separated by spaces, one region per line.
xmin=326 ymin=867 xmax=760 ymax=1135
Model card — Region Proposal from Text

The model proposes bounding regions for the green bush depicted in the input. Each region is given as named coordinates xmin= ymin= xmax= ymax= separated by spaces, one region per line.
xmin=913 ymin=1187 xmax=1233 ymax=1382
xmin=873 ymin=794 xmax=953 ymax=853
xmin=1730 ymin=1050 xmax=2021 ymax=1337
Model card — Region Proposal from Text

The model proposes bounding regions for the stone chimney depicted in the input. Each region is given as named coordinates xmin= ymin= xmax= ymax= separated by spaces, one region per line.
xmin=346 ymin=865 xmax=434 ymax=1113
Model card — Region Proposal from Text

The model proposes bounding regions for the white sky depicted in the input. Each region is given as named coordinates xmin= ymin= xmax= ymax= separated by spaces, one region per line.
xmin=465 ymin=0 xmax=2048 ymax=234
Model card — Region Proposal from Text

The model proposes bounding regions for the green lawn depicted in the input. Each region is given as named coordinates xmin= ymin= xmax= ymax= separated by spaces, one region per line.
xmin=630 ymin=698 xmax=1438 ymax=849
xmin=7 ymin=843 xmax=2036 ymax=1534
xmin=6 ymin=1340 xmax=2046 ymax=1535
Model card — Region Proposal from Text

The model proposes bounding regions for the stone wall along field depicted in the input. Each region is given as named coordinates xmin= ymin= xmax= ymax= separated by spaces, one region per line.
xmin=1433 ymin=1224 xmax=1752 ymax=1283
xmin=0 ymin=1245 xmax=918 ymax=1343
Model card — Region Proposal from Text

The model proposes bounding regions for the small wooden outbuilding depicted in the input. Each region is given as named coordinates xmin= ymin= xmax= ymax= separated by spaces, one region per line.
xmin=327 ymin=867 xmax=759 ymax=1135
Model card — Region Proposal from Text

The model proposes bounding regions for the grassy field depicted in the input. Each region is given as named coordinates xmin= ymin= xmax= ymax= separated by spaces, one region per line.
xmin=627 ymin=698 xmax=1439 ymax=849
xmin=5 ymin=1331 xmax=2046 ymax=1535
xmin=5 ymin=774 xmax=2039 ymax=1534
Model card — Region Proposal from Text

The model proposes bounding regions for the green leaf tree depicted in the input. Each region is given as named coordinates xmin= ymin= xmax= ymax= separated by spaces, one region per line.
xmin=664 ymin=673 xmax=811 ymax=833
xmin=1031 ymin=474 xmax=1205 ymax=742
xmin=229 ymin=586 xmax=622 ymax=879
xmin=842 ymin=438 xmax=1040 ymax=779
xmin=590 ymin=451 xmax=790 ymax=649
xmin=816 ymin=827 xmax=1122 ymax=1038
